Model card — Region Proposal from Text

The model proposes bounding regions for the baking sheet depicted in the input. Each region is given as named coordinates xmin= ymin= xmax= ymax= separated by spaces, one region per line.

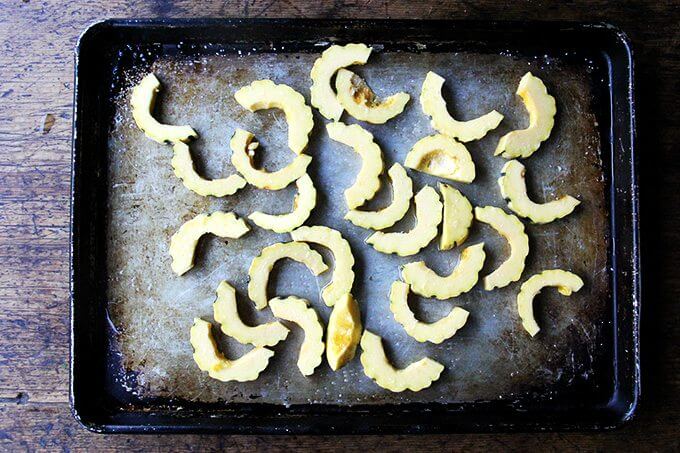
xmin=106 ymin=48 xmax=609 ymax=405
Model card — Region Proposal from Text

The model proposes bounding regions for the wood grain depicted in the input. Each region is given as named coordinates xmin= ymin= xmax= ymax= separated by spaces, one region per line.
xmin=0 ymin=0 xmax=677 ymax=449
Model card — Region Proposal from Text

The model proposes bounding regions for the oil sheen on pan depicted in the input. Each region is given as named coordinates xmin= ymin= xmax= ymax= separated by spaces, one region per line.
xmin=106 ymin=49 xmax=609 ymax=405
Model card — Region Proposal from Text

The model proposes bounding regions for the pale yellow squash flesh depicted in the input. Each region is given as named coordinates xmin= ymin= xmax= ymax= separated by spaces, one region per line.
xmin=335 ymin=69 xmax=410 ymax=124
xmin=171 ymin=142 xmax=246 ymax=197
xmin=404 ymin=134 xmax=475 ymax=184
xmin=249 ymin=174 xmax=317 ymax=233
xmin=439 ymin=183 xmax=473 ymax=250
xmin=326 ymin=294 xmax=362 ymax=371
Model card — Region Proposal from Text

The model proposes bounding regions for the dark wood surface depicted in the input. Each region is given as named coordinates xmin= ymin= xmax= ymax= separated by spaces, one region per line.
xmin=0 ymin=0 xmax=677 ymax=450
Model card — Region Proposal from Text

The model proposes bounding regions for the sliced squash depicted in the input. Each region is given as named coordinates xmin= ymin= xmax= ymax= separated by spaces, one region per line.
xmin=326 ymin=122 xmax=383 ymax=209
xmin=290 ymin=226 xmax=355 ymax=307
xmin=326 ymin=293 xmax=362 ymax=371
xmin=420 ymin=71 xmax=503 ymax=143
xmin=234 ymin=79 xmax=314 ymax=154
xmin=269 ymin=296 xmax=325 ymax=376
xmin=439 ymin=183 xmax=473 ymax=250
xmin=517 ymin=269 xmax=584 ymax=336
xmin=401 ymin=243 xmax=485 ymax=300
xmin=360 ymin=330 xmax=444 ymax=392
xmin=249 ymin=174 xmax=317 ymax=233
xmin=212 ymin=281 xmax=289 ymax=347
xmin=335 ymin=69 xmax=409 ymax=124
xmin=389 ymin=281 xmax=469 ymax=344
xmin=310 ymin=43 xmax=372 ymax=121
xmin=345 ymin=163 xmax=413 ymax=230
xmin=230 ymin=129 xmax=312 ymax=190
xmin=366 ymin=185 xmax=442 ymax=256
xmin=190 ymin=318 xmax=274 ymax=382
xmin=404 ymin=134 xmax=475 ymax=183
xmin=247 ymin=241 xmax=328 ymax=310
xmin=474 ymin=206 xmax=529 ymax=290
xmin=130 ymin=73 xmax=197 ymax=144
xmin=171 ymin=142 xmax=246 ymax=197
xmin=495 ymin=72 xmax=556 ymax=159
xmin=498 ymin=159 xmax=580 ymax=224
xmin=169 ymin=212 xmax=249 ymax=276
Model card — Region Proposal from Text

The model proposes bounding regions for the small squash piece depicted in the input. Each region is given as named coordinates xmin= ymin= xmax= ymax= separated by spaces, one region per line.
xmin=345 ymin=163 xmax=413 ymax=230
xmin=420 ymin=71 xmax=503 ymax=143
xmin=171 ymin=142 xmax=246 ymax=197
xmin=439 ymin=183 xmax=473 ymax=250
xmin=404 ymin=134 xmax=475 ymax=183
xmin=366 ymin=185 xmax=442 ymax=256
xmin=326 ymin=293 xmax=362 ymax=371
xmin=335 ymin=69 xmax=410 ymax=124
xmin=360 ymin=330 xmax=444 ymax=392
xmin=310 ymin=43 xmax=372 ymax=121
xmin=249 ymin=174 xmax=317 ymax=233
xmin=389 ymin=281 xmax=469 ymax=344
xmin=270 ymin=296 xmax=325 ymax=376
xmin=517 ymin=270 xmax=584 ymax=336
xmin=247 ymin=241 xmax=328 ymax=310
xmin=130 ymin=73 xmax=197 ymax=144
xmin=169 ymin=212 xmax=249 ymax=276
xmin=495 ymin=72 xmax=557 ymax=159
xmin=190 ymin=318 xmax=274 ymax=382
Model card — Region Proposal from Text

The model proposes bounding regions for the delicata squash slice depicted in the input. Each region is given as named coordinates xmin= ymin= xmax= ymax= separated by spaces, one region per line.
xmin=310 ymin=43 xmax=372 ymax=121
xmin=213 ymin=281 xmax=289 ymax=348
xmin=439 ymin=183 xmax=473 ymax=250
xmin=230 ymin=129 xmax=312 ymax=190
xmin=326 ymin=294 xmax=362 ymax=371
xmin=234 ymin=80 xmax=314 ymax=154
xmin=190 ymin=318 xmax=274 ymax=382
xmin=360 ymin=330 xmax=444 ymax=392
xmin=248 ymin=241 xmax=329 ymax=310
xmin=404 ymin=134 xmax=476 ymax=184
xmin=326 ymin=122 xmax=384 ymax=209
xmin=169 ymin=212 xmax=249 ymax=276
xmin=270 ymin=296 xmax=325 ymax=376
xmin=171 ymin=142 xmax=246 ymax=197
xmin=367 ymin=186 xmax=442 ymax=256
xmin=517 ymin=269 xmax=584 ymax=337
xmin=401 ymin=243 xmax=485 ymax=300
xmin=290 ymin=226 xmax=355 ymax=307
xmin=498 ymin=160 xmax=580 ymax=224
xmin=474 ymin=206 xmax=529 ymax=291
xmin=345 ymin=163 xmax=413 ymax=230
xmin=420 ymin=71 xmax=503 ymax=143
xmin=389 ymin=281 xmax=469 ymax=344
xmin=495 ymin=72 xmax=556 ymax=159
xmin=249 ymin=174 xmax=317 ymax=233
xmin=130 ymin=73 xmax=197 ymax=144
xmin=335 ymin=69 xmax=410 ymax=124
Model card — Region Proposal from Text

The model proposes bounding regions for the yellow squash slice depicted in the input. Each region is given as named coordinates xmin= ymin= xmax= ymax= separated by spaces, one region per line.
xmin=234 ymin=79 xmax=314 ymax=154
xmin=212 ymin=281 xmax=289 ymax=347
xmin=310 ymin=43 xmax=372 ymax=121
xmin=517 ymin=269 xmax=584 ymax=337
xmin=439 ymin=183 xmax=473 ymax=250
xmin=290 ymin=226 xmax=355 ymax=306
xmin=498 ymin=160 xmax=580 ymax=224
xmin=326 ymin=122 xmax=384 ymax=209
xmin=335 ymin=69 xmax=410 ymax=124
xmin=495 ymin=72 xmax=556 ymax=159
xmin=345 ymin=163 xmax=413 ymax=230
xmin=130 ymin=73 xmax=197 ymax=144
xmin=420 ymin=71 xmax=503 ymax=143
xmin=249 ymin=174 xmax=317 ymax=233
xmin=366 ymin=185 xmax=442 ymax=256
xmin=389 ymin=281 xmax=469 ymax=344
xmin=474 ymin=206 xmax=529 ymax=291
xmin=326 ymin=293 xmax=362 ymax=371
xmin=360 ymin=330 xmax=444 ymax=392
xmin=401 ymin=243 xmax=485 ymax=300
xmin=190 ymin=318 xmax=274 ymax=382
xmin=404 ymin=134 xmax=476 ymax=183
xmin=171 ymin=142 xmax=246 ymax=197
xmin=230 ymin=129 xmax=312 ymax=190
xmin=269 ymin=296 xmax=325 ymax=376
xmin=169 ymin=212 xmax=249 ymax=276
xmin=247 ymin=241 xmax=328 ymax=310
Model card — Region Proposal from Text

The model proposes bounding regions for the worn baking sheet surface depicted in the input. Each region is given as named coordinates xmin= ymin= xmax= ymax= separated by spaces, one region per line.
xmin=106 ymin=48 xmax=609 ymax=405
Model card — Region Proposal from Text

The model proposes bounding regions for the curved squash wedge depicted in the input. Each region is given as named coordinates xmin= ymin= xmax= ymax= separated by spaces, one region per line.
xmin=171 ymin=142 xmax=246 ymax=197
xmin=326 ymin=293 xmax=362 ymax=371
xmin=335 ymin=69 xmax=409 ymax=124
xmin=249 ymin=174 xmax=317 ymax=233
xmin=404 ymin=134 xmax=475 ymax=184
xmin=439 ymin=183 xmax=473 ymax=250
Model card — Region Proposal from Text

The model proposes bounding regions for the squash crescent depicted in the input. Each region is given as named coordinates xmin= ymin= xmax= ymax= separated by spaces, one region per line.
xmin=326 ymin=293 xmax=362 ymax=371
xmin=335 ymin=69 xmax=409 ymax=124
xmin=439 ymin=183 xmax=473 ymax=250
xmin=171 ymin=142 xmax=246 ymax=197
xmin=249 ymin=174 xmax=317 ymax=233
xmin=404 ymin=134 xmax=475 ymax=183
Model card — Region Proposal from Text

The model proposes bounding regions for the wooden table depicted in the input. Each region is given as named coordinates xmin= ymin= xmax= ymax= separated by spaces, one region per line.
xmin=0 ymin=0 xmax=677 ymax=449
